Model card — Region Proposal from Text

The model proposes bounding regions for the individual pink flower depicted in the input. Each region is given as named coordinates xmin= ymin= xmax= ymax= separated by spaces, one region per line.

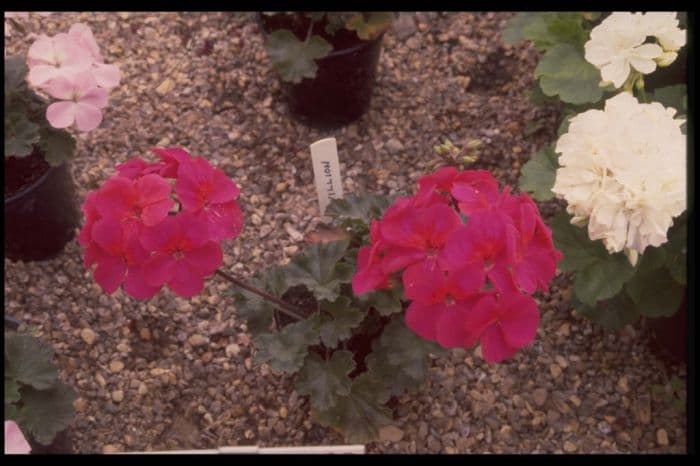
xmin=5 ymin=421 xmax=31 ymax=454
xmin=140 ymin=212 xmax=223 ymax=297
xmin=44 ymin=71 xmax=109 ymax=132
xmin=94 ymin=174 xmax=174 ymax=230
xmin=176 ymin=155 xmax=243 ymax=241
xmin=502 ymin=194 xmax=563 ymax=294
xmin=379 ymin=202 xmax=461 ymax=274
xmin=450 ymin=170 xmax=501 ymax=215
xmin=115 ymin=157 xmax=164 ymax=180
xmin=151 ymin=147 xmax=191 ymax=178
xmin=26 ymin=32 xmax=93 ymax=87
xmin=457 ymin=293 xmax=540 ymax=363
xmin=90 ymin=217 xmax=160 ymax=298
xmin=67 ymin=23 xmax=121 ymax=88
xmin=352 ymin=221 xmax=391 ymax=294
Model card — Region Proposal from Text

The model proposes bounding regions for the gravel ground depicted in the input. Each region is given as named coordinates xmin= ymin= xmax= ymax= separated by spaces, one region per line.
xmin=4 ymin=12 xmax=687 ymax=454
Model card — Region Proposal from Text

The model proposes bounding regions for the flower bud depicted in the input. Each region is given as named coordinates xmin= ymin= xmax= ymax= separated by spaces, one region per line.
xmin=570 ymin=216 xmax=588 ymax=227
xmin=624 ymin=248 xmax=639 ymax=267
xmin=655 ymin=51 xmax=678 ymax=67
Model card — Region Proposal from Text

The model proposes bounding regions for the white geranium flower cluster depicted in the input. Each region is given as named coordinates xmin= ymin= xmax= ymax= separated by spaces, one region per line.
xmin=584 ymin=12 xmax=686 ymax=88
xmin=551 ymin=92 xmax=686 ymax=265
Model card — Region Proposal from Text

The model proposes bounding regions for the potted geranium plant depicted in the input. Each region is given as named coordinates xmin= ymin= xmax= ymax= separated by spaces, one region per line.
xmin=79 ymin=144 xmax=562 ymax=445
xmin=259 ymin=12 xmax=395 ymax=129
xmin=509 ymin=12 xmax=688 ymax=362
xmin=4 ymin=22 xmax=120 ymax=262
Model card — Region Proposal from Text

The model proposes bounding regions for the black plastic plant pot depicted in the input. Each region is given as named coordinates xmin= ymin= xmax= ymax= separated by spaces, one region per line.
xmin=283 ymin=35 xmax=384 ymax=130
xmin=647 ymin=292 xmax=687 ymax=365
xmin=4 ymin=161 xmax=79 ymax=262
xmin=260 ymin=14 xmax=385 ymax=130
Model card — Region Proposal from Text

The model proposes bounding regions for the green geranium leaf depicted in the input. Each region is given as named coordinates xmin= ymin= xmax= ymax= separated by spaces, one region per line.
xmin=5 ymin=112 xmax=39 ymax=157
xmin=4 ymin=55 xmax=28 ymax=94
xmin=319 ymin=297 xmax=364 ymax=347
xmin=38 ymin=126 xmax=76 ymax=167
xmin=625 ymin=267 xmax=685 ymax=318
xmin=636 ymin=246 xmax=667 ymax=275
xmin=253 ymin=314 xmax=321 ymax=374
xmin=297 ymin=350 xmax=354 ymax=411
xmin=664 ymin=216 xmax=687 ymax=285
xmin=285 ymin=240 xmax=352 ymax=302
xmin=326 ymin=193 xmax=395 ymax=226
xmin=502 ymin=13 xmax=587 ymax=50
xmin=359 ymin=288 xmax=403 ymax=316
xmin=233 ymin=265 xmax=290 ymax=335
xmin=265 ymin=29 xmax=332 ymax=83
xmin=4 ymin=334 xmax=58 ymax=390
xmin=345 ymin=12 xmax=393 ymax=40
xmin=650 ymin=84 xmax=687 ymax=113
xmin=534 ymin=44 xmax=604 ymax=104
xmin=312 ymin=371 xmax=392 ymax=443
xmin=518 ymin=145 xmax=558 ymax=201
xmin=573 ymin=293 xmax=640 ymax=331
xmin=5 ymin=376 xmax=21 ymax=403
xmin=574 ymin=253 xmax=636 ymax=306
xmin=550 ymin=211 xmax=608 ymax=272
xmin=16 ymin=381 xmax=77 ymax=445
xmin=501 ymin=12 xmax=545 ymax=45
xmin=366 ymin=317 xmax=443 ymax=396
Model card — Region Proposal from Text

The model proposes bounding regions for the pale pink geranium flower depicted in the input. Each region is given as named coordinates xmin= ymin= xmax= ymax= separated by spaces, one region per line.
xmin=68 ymin=23 xmax=121 ymax=88
xmin=4 ymin=421 xmax=31 ymax=454
xmin=45 ymin=71 xmax=108 ymax=131
xmin=26 ymin=32 xmax=93 ymax=87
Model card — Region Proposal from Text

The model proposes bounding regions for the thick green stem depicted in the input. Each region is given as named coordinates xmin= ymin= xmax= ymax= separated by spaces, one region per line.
xmin=215 ymin=269 xmax=304 ymax=321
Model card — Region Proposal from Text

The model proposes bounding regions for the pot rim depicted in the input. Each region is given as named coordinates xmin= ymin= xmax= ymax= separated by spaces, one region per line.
xmin=256 ymin=12 xmax=385 ymax=59
xmin=4 ymin=160 xmax=60 ymax=205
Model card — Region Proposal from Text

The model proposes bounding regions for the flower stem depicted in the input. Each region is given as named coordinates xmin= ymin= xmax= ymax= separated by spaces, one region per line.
xmin=215 ymin=269 xmax=305 ymax=321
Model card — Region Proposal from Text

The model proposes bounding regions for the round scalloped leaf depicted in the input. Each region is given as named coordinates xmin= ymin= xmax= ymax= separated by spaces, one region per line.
xmin=253 ymin=314 xmax=321 ymax=374
xmin=284 ymin=240 xmax=351 ymax=302
xmin=318 ymin=297 xmax=364 ymax=347
xmin=518 ymin=145 xmax=558 ymax=201
xmin=265 ymin=29 xmax=332 ymax=83
xmin=16 ymin=381 xmax=77 ymax=446
xmin=5 ymin=334 xmax=58 ymax=391
xmin=297 ymin=350 xmax=354 ymax=411
xmin=625 ymin=267 xmax=685 ymax=318
xmin=534 ymin=44 xmax=604 ymax=104
xmin=5 ymin=112 xmax=40 ymax=158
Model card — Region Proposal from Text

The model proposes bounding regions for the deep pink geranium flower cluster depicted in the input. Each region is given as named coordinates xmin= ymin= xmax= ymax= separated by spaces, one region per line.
xmin=26 ymin=23 xmax=120 ymax=132
xmin=79 ymin=147 xmax=243 ymax=299
xmin=352 ymin=167 xmax=563 ymax=363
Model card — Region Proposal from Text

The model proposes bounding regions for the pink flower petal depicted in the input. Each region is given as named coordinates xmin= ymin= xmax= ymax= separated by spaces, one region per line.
xmin=405 ymin=301 xmax=445 ymax=341
xmin=27 ymin=64 xmax=59 ymax=87
xmin=402 ymin=258 xmax=446 ymax=304
xmin=91 ymin=217 xmax=124 ymax=255
xmin=480 ymin=325 xmax=517 ymax=363
xmin=92 ymin=63 xmax=121 ymax=88
xmin=45 ymin=101 xmax=76 ymax=129
xmin=79 ymin=86 xmax=109 ymax=109
xmin=69 ymin=23 xmax=102 ymax=61
xmin=135 ymin=174 xmax=172 ymax=204
xmin=141 ymin=199 xmax=174 ymax=227
xmin=168 ymin=261 xmax=204 ymax=298
xmin=27 ymin=34 xmax=55 ymax=63
xmin=5 ymin=420 xmax=31 ymax=454
xmin=209 ymin=169 xmax=241 ymax=204
xmin=73 ymin=102 xmax=103 ymax=131
xmin=151 ymin=147 xmax=191 ymax=178
xmin=434 ymin=303 xmax=472 ymax=348
xmin=95 ymin=176 xmax=137 ymax=219
xmin=200 ymin=201 xmax=244 ymax=241
xmin=93 ymin=254 xmax=127 ymax=294
xmin=445 ymin=260 xmax=485 ymax=299
xmin=498 ymin=293 xmax=539 ymax=350
xmin=380 ymin=246 xmax=426 ymax=275
xmin=178 ymin=211 xmax=210 ymax=248
xmin=116 ymin=158 xmax=150 ymax=179
xmin=140 ymin=215 xmax=179 ymax=252
xmin=123 ymin=265 xmax=161 ymax=299
xmin=142 ymin=252 xmax=176 ymax=287
xmin=184 ymin=241 xmax=223 ymax=276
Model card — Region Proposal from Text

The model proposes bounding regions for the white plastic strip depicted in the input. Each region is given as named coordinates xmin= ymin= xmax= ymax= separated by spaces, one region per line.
xmin=115 ymin=444 xmax=365 ymax=454
xmin=310 ymin=137 xmax=344 ymax=214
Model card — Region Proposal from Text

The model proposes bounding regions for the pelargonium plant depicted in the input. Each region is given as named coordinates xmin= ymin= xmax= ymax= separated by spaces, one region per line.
xmin=5 ymin=22 xmax=120 ymax=167
xmin=234 ymin=164 xmax=561 ymax=442
xmin=509 ymin=12 xmax=688 ymax=329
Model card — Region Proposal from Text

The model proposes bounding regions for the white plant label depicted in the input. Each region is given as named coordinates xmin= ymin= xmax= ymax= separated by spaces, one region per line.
xmin=310 ymin=137 xmax=344 ymax=214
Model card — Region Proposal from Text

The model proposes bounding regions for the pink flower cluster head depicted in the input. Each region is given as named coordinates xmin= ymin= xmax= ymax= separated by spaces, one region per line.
xmin=4 ymin=420 xmax=31 ymax=454
xmin=352 ymin=167 xmax=563 ymax=363
xmin=26 ymin=23 xmax=120 ymax=132
xmin=79 ymin=147 xmax=244 ymax=299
